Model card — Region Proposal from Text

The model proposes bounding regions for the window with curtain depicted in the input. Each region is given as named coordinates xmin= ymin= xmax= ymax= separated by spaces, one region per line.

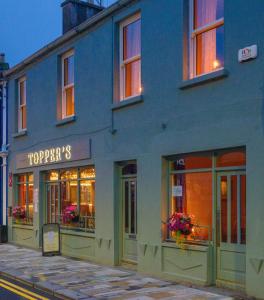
xmin=18 ymin=77 xmax=27 ymax=131
xmin=190 ymin=0 xmax=224 ymax=78
xmin=62 ymin=50 xmax=74 ymax=119
xmin=120 ymin=14 xmax=141 ymax=100
xmin=14 ymin=174 xmax=34 ymax=225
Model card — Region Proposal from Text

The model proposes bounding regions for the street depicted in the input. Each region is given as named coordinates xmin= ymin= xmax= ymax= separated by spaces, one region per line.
xmin=0 ymin=276 xmax=59 ymax=300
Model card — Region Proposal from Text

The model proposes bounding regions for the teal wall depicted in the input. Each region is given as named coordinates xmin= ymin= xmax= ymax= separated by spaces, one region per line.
xmin=6 ymin=0 xmax=264 ymax=298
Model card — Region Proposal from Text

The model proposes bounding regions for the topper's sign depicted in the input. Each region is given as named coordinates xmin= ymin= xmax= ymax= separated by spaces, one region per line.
xmin=16 ymin=140 xmax=91 ymax=169
xmin=28 ymin=145 xmax=72 ymax=166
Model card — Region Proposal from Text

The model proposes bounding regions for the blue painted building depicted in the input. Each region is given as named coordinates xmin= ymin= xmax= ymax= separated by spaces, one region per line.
xmin=3 ymin=0 xmax=264 ymax=298
xmin=0 ymin=53 xmax=9 ymax=227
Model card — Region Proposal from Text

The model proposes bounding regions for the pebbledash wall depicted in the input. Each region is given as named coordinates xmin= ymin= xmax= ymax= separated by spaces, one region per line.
xmin=4 ymin=0 xmax=264 ymax=298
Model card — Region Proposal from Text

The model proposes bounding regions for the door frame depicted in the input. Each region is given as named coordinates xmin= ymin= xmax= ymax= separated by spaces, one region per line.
xmin=115 ymin=161 xmax=137 ymax=265
xmin=214 ymin=169 xmax=246 ymax=286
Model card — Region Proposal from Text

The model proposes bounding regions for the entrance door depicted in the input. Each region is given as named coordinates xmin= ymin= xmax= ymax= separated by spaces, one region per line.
xmin=217 ymin=172 xmax=246 ymax=286
xmin=47 ymin=184 xmax=59 ymax=224
xmin=122 ymin=177 xmax=137 ymax=263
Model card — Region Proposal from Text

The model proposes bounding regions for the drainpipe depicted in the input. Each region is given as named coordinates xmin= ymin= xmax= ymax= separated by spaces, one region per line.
xmin=0 ymin=53 xmax=9 ymax=226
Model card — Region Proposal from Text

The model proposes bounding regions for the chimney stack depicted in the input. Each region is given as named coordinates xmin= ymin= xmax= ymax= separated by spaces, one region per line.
xmin=61 ymin=0 xmax=103 ymax=34
xmin=0 ymin=54 xmax=9 ymax=73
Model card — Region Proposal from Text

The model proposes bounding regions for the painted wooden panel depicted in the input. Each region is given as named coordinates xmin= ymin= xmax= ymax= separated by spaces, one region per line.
xmin=61 ymin=233 xmax=95 ymax=260
xmin=162 ymin=246 xmax=209 ymax=284
xmin=12 ymin=227 xmax=34 ymax=248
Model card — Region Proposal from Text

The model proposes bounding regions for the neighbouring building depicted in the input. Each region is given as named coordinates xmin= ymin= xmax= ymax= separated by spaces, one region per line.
xmin=0 ymin=53 xmax=9 ymax=227
xmin=3 ymin=0 xmax=264 ymax=298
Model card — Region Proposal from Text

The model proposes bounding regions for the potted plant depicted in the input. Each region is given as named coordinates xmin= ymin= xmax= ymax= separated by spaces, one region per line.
xmin=62 ymin=205 xmax=79 ymax=224
xmin=167 ymin=212 xmax=194 ymax=247
xmin=12 ymin=206 xmax=26 ymax=223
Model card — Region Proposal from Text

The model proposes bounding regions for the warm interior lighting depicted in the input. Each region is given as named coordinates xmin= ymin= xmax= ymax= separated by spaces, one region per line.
xmin=213 ymin=60 xmax=220 ymax=69
xmin=139 ymin=86 xmax=143 ymax=93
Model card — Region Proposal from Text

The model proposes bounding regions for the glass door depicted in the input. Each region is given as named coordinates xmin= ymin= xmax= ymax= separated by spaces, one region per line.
xmin=47 ymin=183 xmax=59 ymax=224
xmin=217 ymin=172 xmax=246 ymax=285
xmin=122 ymin=177 xmax=137 ymax=262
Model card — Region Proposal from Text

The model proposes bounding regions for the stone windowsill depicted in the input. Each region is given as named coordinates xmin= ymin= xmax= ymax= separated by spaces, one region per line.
xmin=112 ymin=94 xmax=143 ymax=111
xmin=60 ymin=228 xmax=95 ymax=238
xmin=162 ymin=240 xmax=210 ymax=252
xmin=179 ymin=69 xmax=229 ymax=90
xmin=55 ymin=115 xmax=76 ymax=127
xmin=12 ymin=130 xmax=27 ymax=138
xmin=12 ymin=223 xmax=34 ymax=230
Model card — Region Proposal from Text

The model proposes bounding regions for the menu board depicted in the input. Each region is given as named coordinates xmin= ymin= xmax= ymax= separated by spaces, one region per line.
xmin=42 ymin=224 xmax=61 ymax=256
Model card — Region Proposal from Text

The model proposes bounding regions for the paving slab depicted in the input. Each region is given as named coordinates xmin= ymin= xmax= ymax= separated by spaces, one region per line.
xmin=0 ymin=244 xmax=243 ymax=299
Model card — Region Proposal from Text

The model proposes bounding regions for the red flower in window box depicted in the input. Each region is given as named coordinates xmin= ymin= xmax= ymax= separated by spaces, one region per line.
xmin=62 ymin=205 xmax=79 ymax=223
xmin=12 ymin=206 xmax=26 ymax=220
xmin=167 ymin=212 xmax=194 ymax=246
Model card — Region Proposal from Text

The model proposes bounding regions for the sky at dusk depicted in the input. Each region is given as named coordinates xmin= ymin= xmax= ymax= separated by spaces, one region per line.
xmin=1 ymin=0 xmax=117 ymax=67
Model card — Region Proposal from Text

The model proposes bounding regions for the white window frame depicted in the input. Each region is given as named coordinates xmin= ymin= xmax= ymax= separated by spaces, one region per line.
xmin=62 ymin=50 xmax=75 ymax=119
xmin=18 ymin=76 xmax=27 ymax=132
xmin=189 ymin=0 xmax=224 ymax=79
xmin=119 ymin=13 xmax=141 ymax=101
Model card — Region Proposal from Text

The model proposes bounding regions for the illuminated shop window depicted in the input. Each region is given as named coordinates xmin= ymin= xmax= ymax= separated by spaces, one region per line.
xmin=62 ymin=50 xmax=74 ymax=118
xmin=46 ymin=167 xmax=95 ymax=232
xmin=13 ymin=173 xmax=34 ymax=225
xmin=190 ymin=0 xmax=224 ymax=78
xmin=120 ymin=14 xmax=141 ymax=100
xmin=18 ymin=77 xmax=27 ymax=131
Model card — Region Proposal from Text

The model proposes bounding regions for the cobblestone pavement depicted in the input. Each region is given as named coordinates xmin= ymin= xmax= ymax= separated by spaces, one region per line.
xmin=0 ymin=244 xmax=235 ymax=300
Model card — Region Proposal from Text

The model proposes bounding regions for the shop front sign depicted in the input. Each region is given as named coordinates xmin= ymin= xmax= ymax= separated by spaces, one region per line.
xmin=16 ymin=139 xmax=91 ymax=169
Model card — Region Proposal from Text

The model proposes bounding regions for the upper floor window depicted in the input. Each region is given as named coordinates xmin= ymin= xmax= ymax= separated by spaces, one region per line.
xmin=18 ymin=77 xmax=27 ymax=131
xmin=120 ymin=14 xmax=141 ymax=101
xmin=62 ymin=50 xmax=74 ymax=119
xmin=190 ymin=0 xmax=224 ymax=78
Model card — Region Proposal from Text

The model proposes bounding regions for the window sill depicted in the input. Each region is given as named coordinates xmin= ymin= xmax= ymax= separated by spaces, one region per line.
xmin=12 ymin=130 xmax=27 ymax=138
xmin=179 ymin=69 xmax=229 ymax=90
xmin=55 ymin=115 xmax=76 ymax=127
xmin=60 ymin=228 xmax=95 ymax=238
xmin=12 ymin=223 xmax=34 ymax=230
xmin=162 ymin=240 xmax=210 ymax=251
xmin=112 ymin=94 xmax=143 ymax=111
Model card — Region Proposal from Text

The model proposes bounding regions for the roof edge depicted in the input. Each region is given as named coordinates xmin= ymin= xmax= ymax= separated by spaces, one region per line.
xmin=4 ymin=0 xmax=135 ymax=78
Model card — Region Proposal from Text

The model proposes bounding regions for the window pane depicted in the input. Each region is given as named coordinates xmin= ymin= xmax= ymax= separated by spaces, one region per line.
xmin=28 ymin=182 xmax=34 ymax=222
xmin=124 ymin=181 xmax=129 ymax=233
xmin=240 ymin=175 xmax=246 ymax=244
xmin=60 ymin=169 xmax=78 ymax=180
xmin=64 ymin=55 xmax=74 ymax=86
xmin=123 ymin=18 xmax=141 ymax=60
xmin=61 ymin=181 xmax=78 ymax=226
xmin=221 ymin=176 xmax=228 ymax=242
xmin=122 ymin=163 xmax=137 ymax=176
xmin=18 ymin=183 xmax=27 ymax=207
xmin=48 ymin=171 xmax=59 ymax=181
xmin=80 ymin=167 xmax=96 ymax=179
xmin=21 ymin=106 xmax=27 ymax=129
xmin=80 ymin=180 xmax=95 ymax=230
xmin=216 ymin=150 xmax=246 ymax=168
xmin=194 ymin=0 xmax=224 ymax=29
xmin=19 ymin=81 xmax=26 ymax=105
xmin=18 ymin=175 xmax=26 ymax=183
xmin=231 ymin=176 xmax=237 ymax=243
xmin=171 ymin=154 xmax=212 ymax=171
xmin=130 ymin=180 xmax=136 ymax=234
xmin=171 ymin=172 xmax=212 ymax=240
xmin=65 ymin=86 xmax=74 ymax=116
xmin=196 ymin=26 xmax=224 ymax=75
xmin=125 ymin=59 xmax=141 ymax=98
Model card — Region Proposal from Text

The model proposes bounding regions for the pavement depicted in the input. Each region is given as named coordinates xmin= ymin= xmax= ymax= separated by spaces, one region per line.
xmin=0 ymin=244 xmax=246 ymax=300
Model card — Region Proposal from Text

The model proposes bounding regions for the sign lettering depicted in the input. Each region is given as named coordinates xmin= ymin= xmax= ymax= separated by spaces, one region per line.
xmin=27 ymin=145 xmax=72 ymax=167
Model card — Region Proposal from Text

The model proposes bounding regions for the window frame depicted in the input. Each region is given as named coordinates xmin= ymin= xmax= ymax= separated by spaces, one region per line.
xmin=18 ymin=76 xmax=27 ymax=132
xmin=189 ymin=0 xmax=224 ymax=79
xmin=45 ymin=167 xmax=96 ymax=233
xmin=61 ymin=50 xmax=75 ymax=119
xmin=119 ymin=13 xmax=141 ymax=101
xmin=14 ymin=173 xmax=34 ymax=225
